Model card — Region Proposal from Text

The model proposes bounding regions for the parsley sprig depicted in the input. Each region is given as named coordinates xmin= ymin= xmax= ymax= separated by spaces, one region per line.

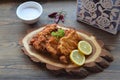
xmin=51 ymin=29 xmax=65 ymax=38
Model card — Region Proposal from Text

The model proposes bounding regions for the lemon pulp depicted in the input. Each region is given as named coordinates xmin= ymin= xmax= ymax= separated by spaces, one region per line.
xmin=70 ymin=50 xmax=85 ymax=66
xmin=78 ymin=40 xmax=92 ymax=55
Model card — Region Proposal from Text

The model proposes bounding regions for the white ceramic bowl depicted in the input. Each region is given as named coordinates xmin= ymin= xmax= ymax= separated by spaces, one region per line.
xmin=16 ymin=1 xmax=43 ymax=24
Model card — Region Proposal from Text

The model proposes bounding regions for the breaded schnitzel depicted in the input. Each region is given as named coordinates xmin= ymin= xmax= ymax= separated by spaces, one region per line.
xmin=30 ymin=24 xmax=81 ymax=64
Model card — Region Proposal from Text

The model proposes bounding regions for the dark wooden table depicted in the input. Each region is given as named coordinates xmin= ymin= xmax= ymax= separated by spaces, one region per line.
xmin=0 ymin=0 xmax=120 ymax=80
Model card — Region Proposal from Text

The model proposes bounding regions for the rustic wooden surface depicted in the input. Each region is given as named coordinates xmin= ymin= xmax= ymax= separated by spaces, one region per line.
xmin=0 ymin=1 xmax=120 ymax=80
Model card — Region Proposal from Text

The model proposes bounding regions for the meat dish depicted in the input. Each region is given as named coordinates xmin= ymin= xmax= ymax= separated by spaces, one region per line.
xmin=30 ymin=24 xmax=81 ymax=64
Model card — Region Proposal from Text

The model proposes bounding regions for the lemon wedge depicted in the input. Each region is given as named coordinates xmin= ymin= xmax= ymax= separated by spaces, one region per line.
xmin=78 ymin=40 xmax=92 ymax=55
xmin=70 ymin=50 xmax=85 ymax=66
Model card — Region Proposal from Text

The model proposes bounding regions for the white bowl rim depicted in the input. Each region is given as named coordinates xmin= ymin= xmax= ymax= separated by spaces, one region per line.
xmin=16 ymin=1 xmax=43 ymax=21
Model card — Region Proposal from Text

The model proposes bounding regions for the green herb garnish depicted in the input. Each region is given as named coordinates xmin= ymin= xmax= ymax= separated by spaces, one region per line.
xmin=51 ymin=29 xmax=65 ymax=38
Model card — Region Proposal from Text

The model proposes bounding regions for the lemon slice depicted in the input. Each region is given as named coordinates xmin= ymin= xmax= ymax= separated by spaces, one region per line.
xmin=78 ymin=40 xmax=92 ymax=55
xmin=70 ymin=50 xmax=85 ymax=66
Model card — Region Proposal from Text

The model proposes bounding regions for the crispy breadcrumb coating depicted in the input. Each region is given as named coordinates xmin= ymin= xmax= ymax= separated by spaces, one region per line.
xmin=30 ymin=24 xmax=81 ymax=64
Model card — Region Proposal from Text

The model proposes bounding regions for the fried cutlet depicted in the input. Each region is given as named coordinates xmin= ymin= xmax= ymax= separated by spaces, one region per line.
xmin=30 ymin=24 xmax=58 ymax=51
xmin=30 ymin=24 xmax=82 ymax=64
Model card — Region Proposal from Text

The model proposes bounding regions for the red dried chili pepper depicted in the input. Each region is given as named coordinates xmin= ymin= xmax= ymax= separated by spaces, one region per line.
xmin=59 ymin=15 xmax=64 ymax=23
xmin=48 ymin=12 xmax=57 ymax=18
xmin=54 ymin=14 xmax=60 ymax=24
xmin=48 ymin=11 xmax=66 ymax=24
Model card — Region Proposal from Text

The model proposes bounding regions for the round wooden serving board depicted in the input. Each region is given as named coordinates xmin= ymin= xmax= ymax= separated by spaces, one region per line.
xmin=21 ymin=24 xmax=114 ymax=78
